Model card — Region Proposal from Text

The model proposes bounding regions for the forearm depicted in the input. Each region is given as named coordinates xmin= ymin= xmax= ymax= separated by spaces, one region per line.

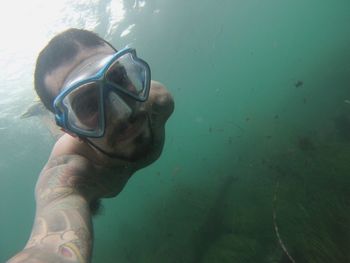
xmin=8 ymin=194 xmax=93 ymax=263
xmin=7 ymin=137 xmax=139 ymax=262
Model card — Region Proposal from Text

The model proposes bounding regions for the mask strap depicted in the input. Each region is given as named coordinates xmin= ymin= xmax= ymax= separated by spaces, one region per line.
xmin=83 ymin=138 xmax=130 ymax=160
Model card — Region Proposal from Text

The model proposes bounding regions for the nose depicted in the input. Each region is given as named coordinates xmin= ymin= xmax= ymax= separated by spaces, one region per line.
xmin=106 ymin=91 xmax=132 ymax=122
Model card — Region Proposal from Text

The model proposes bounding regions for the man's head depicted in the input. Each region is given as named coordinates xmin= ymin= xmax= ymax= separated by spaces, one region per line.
xmin=35 ymin=28 xmax=154 ymax=161
xmin=34 ymin=28 xmax=117 ymax=112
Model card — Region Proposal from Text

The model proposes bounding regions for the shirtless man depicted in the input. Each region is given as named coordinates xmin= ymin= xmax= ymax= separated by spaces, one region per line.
xmin=8 ymin=28 xmax=174 ymax=263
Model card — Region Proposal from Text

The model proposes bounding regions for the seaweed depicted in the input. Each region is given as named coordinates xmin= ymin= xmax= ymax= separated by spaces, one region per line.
xmin=333 ymin=113 xmax=350 ymax=141
xmin=192 ymin=176 xmax=237 ymax=263
xmin=269 ymin=142 xmax=350 ymax=263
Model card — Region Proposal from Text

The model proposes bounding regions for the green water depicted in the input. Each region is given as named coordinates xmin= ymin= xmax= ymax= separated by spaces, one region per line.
xmin=1 ymin=0 xmax=350 ymax=262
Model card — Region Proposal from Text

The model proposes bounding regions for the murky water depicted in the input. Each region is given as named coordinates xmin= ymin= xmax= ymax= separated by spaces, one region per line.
xmin=1 ymin=0 xmax=349 ymax=262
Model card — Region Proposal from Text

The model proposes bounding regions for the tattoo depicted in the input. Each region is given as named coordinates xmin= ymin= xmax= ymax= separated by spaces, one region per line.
xmin=8 ymin=150 xmax=136 ymax=262
xmin=37 ymin=155 xmax=127 ymax=203
xmin=7 ymin=188 xmax=93 ymax=263
xmin=28 ymin=205 xmax=90 ymax=259
xmin=9 ymin=163 xmax=93 ymax=263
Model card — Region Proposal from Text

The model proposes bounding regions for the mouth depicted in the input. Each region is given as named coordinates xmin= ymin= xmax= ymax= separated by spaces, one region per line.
xmin=113 ymin=114 xmax=147 ymax=143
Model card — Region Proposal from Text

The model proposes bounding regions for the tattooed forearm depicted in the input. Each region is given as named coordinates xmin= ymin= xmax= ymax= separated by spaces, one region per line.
xmin=8 ymin=179 xmax=93 ymax=263
xmin=9 ymin=197 xmax=92 ymax=263
xmin=8 ymin=153 xmax=133 ymax=262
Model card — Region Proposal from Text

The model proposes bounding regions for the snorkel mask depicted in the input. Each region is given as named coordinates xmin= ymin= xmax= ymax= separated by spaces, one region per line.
xmin=53 ymin=48 xmax=151 ymax=138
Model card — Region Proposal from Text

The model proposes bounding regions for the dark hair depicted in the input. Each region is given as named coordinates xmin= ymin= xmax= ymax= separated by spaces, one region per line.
xmin=34 ymin=28 xmax=116 ymax=112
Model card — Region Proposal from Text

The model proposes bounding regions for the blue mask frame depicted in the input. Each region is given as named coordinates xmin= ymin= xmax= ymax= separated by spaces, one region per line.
xmin=53 ymin=47 xmax=151 ymax=138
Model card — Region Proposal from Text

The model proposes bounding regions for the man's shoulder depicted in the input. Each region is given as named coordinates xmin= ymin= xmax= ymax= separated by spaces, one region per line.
xmin=48 ymin=134 xmax=127 ymax=171
xmin=45 ymin=134 xmax=95 ymax=169
xmin=51 ymin=134 xmax=91 ymax=157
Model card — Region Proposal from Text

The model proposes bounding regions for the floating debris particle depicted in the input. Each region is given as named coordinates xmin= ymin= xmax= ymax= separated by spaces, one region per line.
xmin=172 ymin=166 xmax=181 ymax=177
xmin=295 ymin=80 xmax=304 ymax=88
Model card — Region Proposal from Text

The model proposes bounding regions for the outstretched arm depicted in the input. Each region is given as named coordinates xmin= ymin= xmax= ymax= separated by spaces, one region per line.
xmin=8 ymin=81 xmax=174 ymax=263
xmin=7 ymin=155 xmax=102 ymax=263
xmin=8 ymin=196 xmax=93 ymax=263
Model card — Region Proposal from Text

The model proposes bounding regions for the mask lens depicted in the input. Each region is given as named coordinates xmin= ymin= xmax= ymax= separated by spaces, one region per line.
xmin=62 ymin=82 xmax=102 ymax=133
xmin=105 ymin=52 xmax=147 ymax=99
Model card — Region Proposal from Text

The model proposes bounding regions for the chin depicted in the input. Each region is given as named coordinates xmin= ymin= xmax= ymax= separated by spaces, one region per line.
xmin=91 ymin=113 xmax=154 ymax=161
xmin=117 ymin=132 xmax=153 ymax=161
xmin=97 ymin=123 xmax=153 ymax=162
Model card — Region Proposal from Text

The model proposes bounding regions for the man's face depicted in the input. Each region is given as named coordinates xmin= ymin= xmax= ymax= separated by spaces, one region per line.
xmin=45 ymin=44 xmax=153 ymax=161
